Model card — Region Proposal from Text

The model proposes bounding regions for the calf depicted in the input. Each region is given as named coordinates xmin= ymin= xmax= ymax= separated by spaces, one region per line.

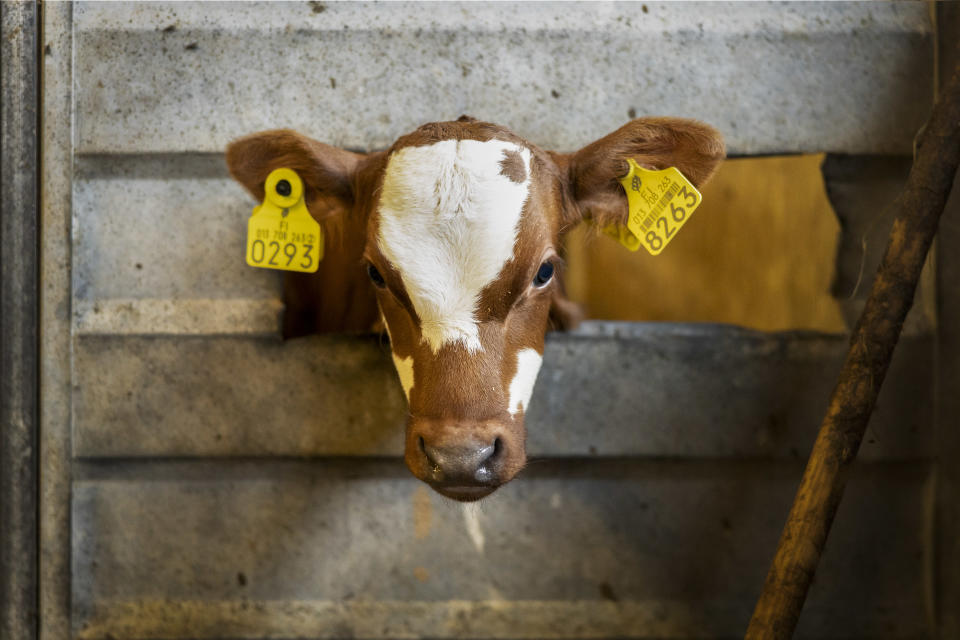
xmin=227 ymin=116 xmax=724 ymax=501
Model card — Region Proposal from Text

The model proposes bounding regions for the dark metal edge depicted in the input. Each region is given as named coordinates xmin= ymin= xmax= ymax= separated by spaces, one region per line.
xmin=935 ymin=6 xmax=960 ymax=638
xmin=1 ymin=1 xmax=40 ymax=639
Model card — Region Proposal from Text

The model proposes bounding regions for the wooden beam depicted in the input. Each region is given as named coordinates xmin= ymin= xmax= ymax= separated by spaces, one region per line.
xmin=745 ymin=53 xmax=960 ymax=640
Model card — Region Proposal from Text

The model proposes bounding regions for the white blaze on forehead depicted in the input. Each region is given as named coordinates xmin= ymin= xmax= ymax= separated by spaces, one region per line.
xmin=508 ymin=348 xmax=543 ymax=416
xmin=377 ymin=138 xmax=532 ymax=353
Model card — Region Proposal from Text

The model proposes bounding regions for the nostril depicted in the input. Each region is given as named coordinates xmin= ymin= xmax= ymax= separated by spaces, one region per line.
xmin=419 ymin=437 xmax=442 ymax=476
xmin=475 ymin=438 xmax=503 ymax=483
xmin=480 ymin=438 xmax=501 ymax=465
xmin=417 ymin=435 xmax=506 ymax=486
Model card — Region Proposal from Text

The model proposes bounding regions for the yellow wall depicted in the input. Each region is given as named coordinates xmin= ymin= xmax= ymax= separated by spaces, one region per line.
xmin=565 ymin=154 xmax=846 ymax=333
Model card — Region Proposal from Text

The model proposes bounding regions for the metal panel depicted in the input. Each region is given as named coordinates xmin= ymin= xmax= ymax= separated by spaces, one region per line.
xmin=70 ymin=459 xmax=931 ymax=639
xmin=935 ymin=5 xmax=960 ymax=637
xmin=39 ymin=3 xmax=75 ymax=639
xmin=822 ymin=155 xmax=935 ymax=335
xmin=73 ymin=155 xmax=279 ymax=305
xmin=36 ymin=3 xmax=943 ymax=639
xmin=1 ymin=2 xmax=39 ymax=640
xmin=72 ymin=155 xmax=282 ymax=336
xmin=72 ymin=326 xmax=933 ymax=460
xmin=73 ymin=1 xmax=932 ymax=156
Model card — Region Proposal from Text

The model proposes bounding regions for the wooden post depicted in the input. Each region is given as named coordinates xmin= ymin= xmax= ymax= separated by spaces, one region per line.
xmin=744 ymin=58 xmax=960 ymax=639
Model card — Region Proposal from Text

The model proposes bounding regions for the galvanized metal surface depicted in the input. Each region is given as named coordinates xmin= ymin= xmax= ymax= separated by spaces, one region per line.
xmin=935 ymin=7 xmax=960 ymax=637
xmin=937 ymin=184 xmax=960 ymax=636
xmin=71 ymin=459 xmax=931 ymax=639
xmin=72 ymin=155 xmax=279 ymax=310
xmin=72 ymin=326 xmax=933 ymax=460
xmin=822 ymin=154 xmax=936 ymax=335
xmin=28 ymin=2 xmax=946 ymax=639
xmin=1 ymin=2 xmax=40 ymax=640
xmin=39 ymin=3 xmax=75 ymax=639
xmin=73 ymin=1 xmax=933 ymax=156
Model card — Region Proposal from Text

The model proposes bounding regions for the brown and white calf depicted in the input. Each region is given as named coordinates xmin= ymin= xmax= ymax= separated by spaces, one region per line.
xmin=227 ymin=116 xmax=724 ymax=501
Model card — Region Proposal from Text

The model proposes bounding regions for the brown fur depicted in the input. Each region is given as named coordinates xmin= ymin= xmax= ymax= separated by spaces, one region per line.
xmin=557 ymin=117 xmax=726 ymax=229
xmin=226 ymin=130 xmax=383 ymax=336
xmin=499 ymin=148 xmax=528 ymax=184
xmin=226 ymin=117 xmax=724 ymax=499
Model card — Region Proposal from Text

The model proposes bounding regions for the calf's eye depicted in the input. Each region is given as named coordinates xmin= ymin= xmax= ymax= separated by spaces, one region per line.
xmin=367 ymin=264 xmax=386 ymax=288
xmin=533 ymin=262 xmax=554 ymax=288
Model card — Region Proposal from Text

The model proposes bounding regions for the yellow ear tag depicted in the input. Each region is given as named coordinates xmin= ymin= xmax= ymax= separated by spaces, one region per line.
xmin=601 ymin=222 xmax=642 ymax=252
xmin=245 ymin=168 xmax=322 ymax=273
xmin=613 ymin=158 xmax=703 ymax=256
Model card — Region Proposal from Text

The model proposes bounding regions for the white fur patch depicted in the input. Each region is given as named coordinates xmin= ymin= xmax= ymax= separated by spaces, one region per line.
xmin=392 ymin=353 xmax=414 ymax=401
xmin=508 ymin=348 xmax=543 ymax=416
xmin=381 ymin=311 xmax=414 ymax=401
xmin=377 ymin=139 xmax=532 ymax=353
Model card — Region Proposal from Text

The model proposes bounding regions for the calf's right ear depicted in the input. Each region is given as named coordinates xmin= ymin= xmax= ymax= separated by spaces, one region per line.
xmin=559 ymin=117 xmax=725 ymax=229
xmin=225 ymin=129 xmax=365 ymax=221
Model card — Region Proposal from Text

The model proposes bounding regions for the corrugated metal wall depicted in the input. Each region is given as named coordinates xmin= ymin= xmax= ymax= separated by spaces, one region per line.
xmin=36 ymin=2 xmax=944 ymax=638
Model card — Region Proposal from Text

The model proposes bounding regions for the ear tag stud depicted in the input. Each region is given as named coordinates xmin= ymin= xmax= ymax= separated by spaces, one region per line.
xmin=245 ymin=168 xmax=322 ymax=273
xmin=610 ymin=158 xmax=703 ymax=256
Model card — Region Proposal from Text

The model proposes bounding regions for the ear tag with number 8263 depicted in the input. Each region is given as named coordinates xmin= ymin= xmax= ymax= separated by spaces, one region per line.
xmin=604 ymin=158 xmax=702 ymax=256
xmin=246 ymin=168 xmax=322 ymax=273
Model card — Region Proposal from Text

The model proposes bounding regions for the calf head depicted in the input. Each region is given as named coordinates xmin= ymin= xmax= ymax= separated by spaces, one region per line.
xmin=227 ymin=117 xmax=724 ymax=501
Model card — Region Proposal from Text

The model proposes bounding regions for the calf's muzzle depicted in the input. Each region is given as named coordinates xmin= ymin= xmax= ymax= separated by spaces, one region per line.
xmin=406 ymin=417 xmax=522 ymax=501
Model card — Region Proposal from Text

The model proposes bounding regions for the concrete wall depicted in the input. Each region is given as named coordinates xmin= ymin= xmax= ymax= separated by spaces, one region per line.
xmin=38 ymin=2 xmax=940 ymax=638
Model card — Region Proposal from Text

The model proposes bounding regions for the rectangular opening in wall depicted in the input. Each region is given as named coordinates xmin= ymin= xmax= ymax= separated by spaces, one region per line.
xmin=564 ymin=154 xmax=847 ymax=333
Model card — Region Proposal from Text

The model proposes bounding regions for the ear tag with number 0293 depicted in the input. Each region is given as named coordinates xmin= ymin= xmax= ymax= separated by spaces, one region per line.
xmin=606 ymin=158 xmax=702 ymax=256
xmin=246 ymin=168 xmax=322 ymax=273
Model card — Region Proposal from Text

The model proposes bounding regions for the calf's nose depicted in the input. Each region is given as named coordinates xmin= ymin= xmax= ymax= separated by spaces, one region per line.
xmin=419 ymin=437 xmax=502 ymax=484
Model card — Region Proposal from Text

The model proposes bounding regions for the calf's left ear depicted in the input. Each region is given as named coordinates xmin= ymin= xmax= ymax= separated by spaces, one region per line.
xmin=225 ymin=129 xmax=365 ymax=222
xmin=558 ymin=117 xmax=725 ymax=228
